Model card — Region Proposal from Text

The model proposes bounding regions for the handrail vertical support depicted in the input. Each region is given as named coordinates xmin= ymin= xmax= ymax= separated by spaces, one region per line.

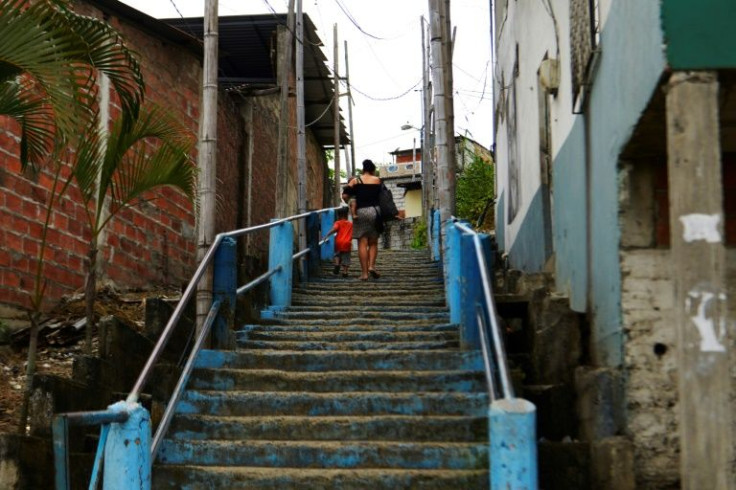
xmin=213 ymin=236 xmax=237 ymax=349
xmin=432 ymin=208 xmax=441 ymax=261
xmin=490 ymin=398 xmax=538 ymax=489
xmin=103 ymin=402 xmax=151 ymax=490
xmin=460 ymin=231 xmax=482 ymax=349
xmin=306 ymin=211 xmax=321 ymax=279
xmin=445 ymin=219 xmax=465 ymax=326
xmin=52 ymin=415 xmax=70 ymax=490
xmin=320 ymin=209 xmax=335 ymax=261
xmin=262 ymin=219 xmax=294 ymax=319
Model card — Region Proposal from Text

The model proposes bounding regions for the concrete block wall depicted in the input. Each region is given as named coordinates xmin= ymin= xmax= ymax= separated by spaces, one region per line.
xmin=382 ymin=217 xmax=421 ymax=250
xmin=620 ymin=249 xmax=679 ymax=488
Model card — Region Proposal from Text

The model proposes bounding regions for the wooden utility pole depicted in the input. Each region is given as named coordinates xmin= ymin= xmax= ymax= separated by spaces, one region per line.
xmin=344 ymin=41 xmax=356 ymax=179
xmin=420 ymin=15 xmax=432 ymax=228
xmin=296 ymin=0 xmax=307 ymax=276
xmin=666 ymin=70 xmax=732 ymax=489
xmin=333 ymin=24 xmax=341 ymax=204
xmin=429 ymin=0 xmax=455 ymax=223
xmin=667 ymin=71 xmax=733 ymax=489
xmin=276 ymin=0 xmax=296 ymax=217
xmin=196 ymin=0 xmax=218 ymax=334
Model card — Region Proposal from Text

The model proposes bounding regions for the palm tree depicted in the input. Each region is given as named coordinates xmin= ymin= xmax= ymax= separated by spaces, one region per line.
xmin=0 ymin=0 xmax=144 ymax=170
xmin=72 ymin=105 xmax=196 ymax=356
xmin=1 ymin=0 xmax=145 ymax=432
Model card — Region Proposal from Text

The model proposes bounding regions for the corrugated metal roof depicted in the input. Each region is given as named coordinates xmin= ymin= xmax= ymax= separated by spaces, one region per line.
xmin=163 ymin=14 xmax=349 ymax=147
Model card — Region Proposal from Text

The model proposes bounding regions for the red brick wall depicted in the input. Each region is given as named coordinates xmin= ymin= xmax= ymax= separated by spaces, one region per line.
xmin=1 ymin=2 xmax=330 ymax=317
xmin=1 ymin=3 xmax=200 ymax=313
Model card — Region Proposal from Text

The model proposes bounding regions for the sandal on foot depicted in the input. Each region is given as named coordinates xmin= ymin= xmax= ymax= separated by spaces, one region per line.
xmin=332 ymin=265 xmax=340 ymax=275
xmin=369 ymin=269 xmax=380 ymax=279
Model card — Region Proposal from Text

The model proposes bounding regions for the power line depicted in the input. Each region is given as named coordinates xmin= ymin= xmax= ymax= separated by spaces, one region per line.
xmin=332 ymin=0 xmax=390 ymax=41
xmin=350 ymin=78 xmax=422 ymax=102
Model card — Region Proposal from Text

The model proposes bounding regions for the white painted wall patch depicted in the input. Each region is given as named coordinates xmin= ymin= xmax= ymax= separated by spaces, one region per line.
xmin=679 ymin=213 xmax=722 ymax=243
xmin=685 ymin=289 xmax=727 ymax=353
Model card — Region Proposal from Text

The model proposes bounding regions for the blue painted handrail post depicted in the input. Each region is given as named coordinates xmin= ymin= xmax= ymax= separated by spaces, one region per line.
xmin=432 ymin=209 xmax=441 ymax=262
xmin=306 ymin=211 xmax=321 ymax=279
xmin=262 ymin=220 xmax=293 ymax=319
xmin=460 ymin=231 xmax=483 ymax=349
xmin=444 ymin=219 xmax=465 ymax=328
xmin=490 ymin=398 xmax=538 ymax=489
xmin=212 ymin=236 xmax=236 ymax=349
xmin=320 ymin=209 xmax=335 ymax=261
xmin=103 ymin=401 xmax=151 ymax=490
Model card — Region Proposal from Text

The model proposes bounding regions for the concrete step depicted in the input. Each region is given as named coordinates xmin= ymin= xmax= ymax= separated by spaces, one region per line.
xmin=266 ymin=317 xmax=452 ymax=328
xmin=153 ymin=465 xmax=488 ymax=489
xmin=292 ymin=283 xmax=443 ymax=294
xmin=238 ymin=323 xmax=458 ymax=333
xmin=237 ymin=339 xmax=459 ymax=351
xmin=241 ymin=329 xmax=458 ymax=342
xmin=271 ymin=310 xmax=449 ymax=321
xmin=287 ymin=302 xmax=448 ymax=311
xmin=167 ymin=414 xmax=487 ymax=442
xmin=157 ymin=439 xmax=488 ymax=470
xmin=175 ymin=391 xmax=489 ymax=417
xmin=194 ymin=349 xmax=484 ymax=372
xmin=291 ymin=296 xmax=446 ymax=307
xmin=188 ymin=369 xmax=484 ymax=392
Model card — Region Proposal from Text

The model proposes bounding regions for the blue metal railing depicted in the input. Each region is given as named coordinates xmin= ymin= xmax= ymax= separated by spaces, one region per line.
xmin=52 ymin=206 xmax=340 ymax=490
xmin=440 ymin=214 xmax=538 ymax=489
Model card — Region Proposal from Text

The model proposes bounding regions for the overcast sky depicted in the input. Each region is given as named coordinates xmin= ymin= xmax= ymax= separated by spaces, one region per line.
xmin=117 ymin=0 xmax=493 ymax=174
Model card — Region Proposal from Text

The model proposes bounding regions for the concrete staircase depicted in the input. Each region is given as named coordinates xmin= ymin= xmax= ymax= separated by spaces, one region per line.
xmin=153 ymin=249 xmax=490 ymax=489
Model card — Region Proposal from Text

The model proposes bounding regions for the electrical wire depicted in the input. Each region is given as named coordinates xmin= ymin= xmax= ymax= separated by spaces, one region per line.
xmin=332 ymin=0 xmax=400 ymax=41
xmin=350 ymin=78 xmax=422 ymax=102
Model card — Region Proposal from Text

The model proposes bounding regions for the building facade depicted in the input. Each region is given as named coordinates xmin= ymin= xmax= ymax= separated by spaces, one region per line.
xmin=0 ymin=1 xmax=342 ymax=328
xmin=493 ymin=0 xmax=736 ymax=487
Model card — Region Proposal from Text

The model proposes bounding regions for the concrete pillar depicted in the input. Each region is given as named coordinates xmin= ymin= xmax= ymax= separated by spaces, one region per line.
xmin=460 ymin=232 xmax=481 ymax=349
xmin=103 ymin=402 xmax=151 ymax=490
xmin=445 ymin=220 xmax=464 ymax=326
xmin=268 ymin=220 xmax=294 ymax=310
xmin=489 ymin=398 xmax=537 ymax=489
xmin=306 ymin=211 xmax=320 ymax=279
xmin=666 ymin=70 xmax=732 ymax=489
xmin=432 ymin=209 xmax=441 ymax=261
xmin=320 ymin=209 xmax=335 ymax=261
xmin=212 ymin=236 xmax=236 ymax=349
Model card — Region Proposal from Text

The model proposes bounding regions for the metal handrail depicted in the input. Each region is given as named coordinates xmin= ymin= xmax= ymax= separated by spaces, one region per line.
xmin=151 ymin=299 xmax=222 ymax=456
xmin=126 ymin=207 xmax=336 ymax=404
xmin=52 ymin=206 xmax=340 ymax=489
xmin=453 ymin=219 xmax=514 ymax=400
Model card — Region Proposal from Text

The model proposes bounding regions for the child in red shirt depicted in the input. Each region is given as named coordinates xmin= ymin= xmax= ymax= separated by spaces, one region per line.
xmin=323 ymin=207 xmax=353 ymax=278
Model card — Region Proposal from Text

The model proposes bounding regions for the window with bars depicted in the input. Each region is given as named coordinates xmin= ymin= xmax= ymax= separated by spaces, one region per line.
xmin=570 ymin=0 xmax=601 ymax=113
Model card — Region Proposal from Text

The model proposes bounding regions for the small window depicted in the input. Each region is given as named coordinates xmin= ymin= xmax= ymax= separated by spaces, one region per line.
xmin=387 ymin=165 xmax=399 ymax=173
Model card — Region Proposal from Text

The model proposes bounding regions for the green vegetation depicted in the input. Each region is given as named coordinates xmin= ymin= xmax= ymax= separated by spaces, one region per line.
xmin=1 ymin=0 xmax=196 ymax=434
xmin=455 ymin=155 xmax=495 ymax=230
xmin=411 ymin=219 xmax=428 ymax=249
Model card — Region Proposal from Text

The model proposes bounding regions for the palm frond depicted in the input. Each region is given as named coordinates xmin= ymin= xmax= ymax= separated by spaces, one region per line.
xmin=0 ymin=0 xmax=145 ymax=168
xmin=71 ymin=105 xmax=195 ymax=233
xmin=0 ymin=79 xmax=57 ymax=169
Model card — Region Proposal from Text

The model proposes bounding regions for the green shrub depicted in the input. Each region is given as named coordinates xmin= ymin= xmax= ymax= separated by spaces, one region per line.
xmin=456 ymin=155 xmax=495 ymax=230
xmin=411 ymin=219 xmax=428 ymax=249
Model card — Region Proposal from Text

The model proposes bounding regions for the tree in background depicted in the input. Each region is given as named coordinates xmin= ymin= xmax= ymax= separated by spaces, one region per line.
xmin=455 ymin=155 xmax=495 ymax=230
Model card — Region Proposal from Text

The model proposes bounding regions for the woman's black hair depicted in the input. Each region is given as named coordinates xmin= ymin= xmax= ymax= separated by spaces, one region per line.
xmin=362 ymin=159 xmax=376 ymax=173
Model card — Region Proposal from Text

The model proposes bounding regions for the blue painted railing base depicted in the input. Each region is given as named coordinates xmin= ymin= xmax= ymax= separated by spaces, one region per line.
xmin=104 ymin=401 xmax=151 ymax=490
xmin=489 ymin=398 xmax=538 ymax=489
xmin=260 ymin=305 xmax=287 ymax=320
